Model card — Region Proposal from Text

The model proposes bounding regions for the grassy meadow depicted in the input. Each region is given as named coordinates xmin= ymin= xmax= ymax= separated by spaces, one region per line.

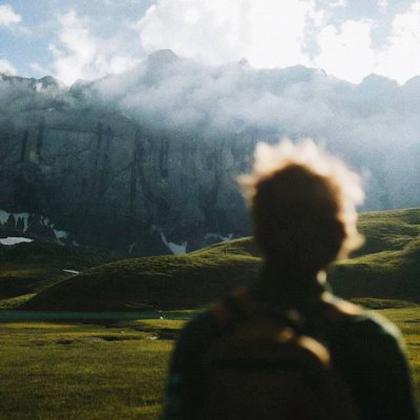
xmin=0 ymin=302 xmax=418 ymax=419
xmin=0 ymin=319 xmax=181 ymax=419
xmin=0 ymin=208 xmax=419 ymax=418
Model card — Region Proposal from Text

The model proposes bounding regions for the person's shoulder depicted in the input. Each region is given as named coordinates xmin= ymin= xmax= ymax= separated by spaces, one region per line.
xmin=327 ymin=294 xmax=403 ymax=343
xmin=179 ymin=310 xmax=218 ymax=339
xmin=357 ymin=308 xmax=403 ymax=342
xmin=174 ymin=309 xmax=222 ymax=355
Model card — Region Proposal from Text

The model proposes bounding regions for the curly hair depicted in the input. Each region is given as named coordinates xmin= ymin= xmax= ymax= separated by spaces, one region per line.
xmin=238 ymin=139 xmax=364 ymax=272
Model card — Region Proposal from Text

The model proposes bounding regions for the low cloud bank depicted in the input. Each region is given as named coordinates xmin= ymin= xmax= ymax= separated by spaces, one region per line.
xmin=1 ymin=50 xmax=420 ymax=211
xmin=92 ymin=50 xmax=420 ymax=153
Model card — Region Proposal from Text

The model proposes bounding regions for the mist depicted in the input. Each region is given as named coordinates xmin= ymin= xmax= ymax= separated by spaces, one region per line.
xmin=0 ymin=49 xmax=419 ymax=249
xmin=88 ymin=50 xmax=420 ymax=156
xmin=91 ymin=50 xmax=420 ymax=210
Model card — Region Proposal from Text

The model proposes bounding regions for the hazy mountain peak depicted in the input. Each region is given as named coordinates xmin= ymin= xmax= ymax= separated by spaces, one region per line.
xmin=360 ymin=73 xmax=398 ymax=87
xmin=38 ymin=75 xmax=61 ymax=89
xmin=146 ymin=49 xmax=178 ymax=66
xmin=402 ymin=75 xmax=420 ymax=89
xmin=238 ymin=58 xmax=249 ymax=67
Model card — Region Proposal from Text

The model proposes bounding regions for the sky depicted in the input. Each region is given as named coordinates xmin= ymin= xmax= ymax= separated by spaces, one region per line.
xmin=1 ymin=0 xmax=420 ymax=85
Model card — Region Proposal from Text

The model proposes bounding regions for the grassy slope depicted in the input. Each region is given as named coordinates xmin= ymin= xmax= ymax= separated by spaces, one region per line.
xmin=22 ymin=239 xmax=261 ymax=311
xmin=0 ymin=241 xmax=112 ymax=309
xmin=21 ymin=208 xmax=420 ymax=311
xmin=0 ymin=303 xmax=418 ymax=419
xmin=330 ymin=209 xmax=420 ymax=298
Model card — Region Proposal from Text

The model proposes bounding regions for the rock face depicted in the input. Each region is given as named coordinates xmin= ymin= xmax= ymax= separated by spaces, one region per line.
xmin=0 ymin=76 xmax=253 ymax=254
xmin=0 ymin=52 xmax=419 ymax=255
xmin=0 ymin=112 xmax=252 ymax=254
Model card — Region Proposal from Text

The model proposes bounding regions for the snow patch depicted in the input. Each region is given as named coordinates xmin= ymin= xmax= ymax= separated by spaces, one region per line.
xmin=0 ymin=209 xmax=70 ymax=242
xmin=0 ymin=237 xmax=33 ymax=246
xmin=205 ymin=232 xmax=234 ymax=242
xmin=63 ymin=269 xmax=80 ymax=275
xmin=160 ymin=232 xmax=187 ymax=255
xmin=54 ymin=229 xmax=68 ymax=240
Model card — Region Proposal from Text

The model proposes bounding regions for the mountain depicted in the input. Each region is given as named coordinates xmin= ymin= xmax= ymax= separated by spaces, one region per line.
xmin=21 ymin=208 xmax=420 ymax=311
xmin=0 ymin=51 xmax=420 ymax=255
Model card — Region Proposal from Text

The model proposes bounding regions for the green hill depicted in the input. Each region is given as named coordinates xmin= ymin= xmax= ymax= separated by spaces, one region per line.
xmin=21 ymin=238 xmax=261 ymax=311
xmin=20 ymin=208 xmax=420 ymax=311
xmin=330 ymin=209 xmax=420 ymax=298
xmin=0 ymin=240 xmax=111 ymax=309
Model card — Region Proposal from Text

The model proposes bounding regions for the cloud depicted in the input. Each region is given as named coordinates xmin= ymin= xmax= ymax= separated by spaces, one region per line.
xmin=317 ymin=0 xmax=346 ymax=8
xmin=92 ymin=51 xmax=413 ymax=146
xmin=0 ymin=59 xmax=16 ymax=75
xmin=1 ymin=50 xmax=420 ymax=210
xmin=137 ymin=0 xmax=318 ymax=68
xmin=314 ymin=20 xmax=375 ymax=83
xmin=0 ymin=4 xmax=21 ymax=27
xmin=30 ymin=62 xmax=50 ymax=77
xmin=374 ymin=1 xmax=420 ymax=83
xmin=50 ymin=10 xmax=141 ymax=85
xmin=88 ymin=52 xmax=420 ymax=209
xmin=378 ymin=0 xmax=388 ymax=11
xmin=314 ymin=1 xmax=420 ymax=84
xmin=137 ymin=0 xmax=420 ymax=84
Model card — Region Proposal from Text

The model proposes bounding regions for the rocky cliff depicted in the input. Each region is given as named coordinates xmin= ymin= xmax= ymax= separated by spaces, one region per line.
xmin=0 ymin=51 xmax=419 ymax=254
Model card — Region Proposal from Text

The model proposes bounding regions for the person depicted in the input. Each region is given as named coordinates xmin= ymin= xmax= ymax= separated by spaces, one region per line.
xmin=162 ymin=139 xmax=418 ymax=420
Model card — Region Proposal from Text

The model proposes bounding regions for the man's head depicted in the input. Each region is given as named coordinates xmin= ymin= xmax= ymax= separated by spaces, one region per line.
xmin=239 ymin=139 xmax=364 ymax=273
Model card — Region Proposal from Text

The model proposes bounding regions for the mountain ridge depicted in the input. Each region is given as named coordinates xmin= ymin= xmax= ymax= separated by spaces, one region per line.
xmin=1 ymin=51 xmax=420 ymax=254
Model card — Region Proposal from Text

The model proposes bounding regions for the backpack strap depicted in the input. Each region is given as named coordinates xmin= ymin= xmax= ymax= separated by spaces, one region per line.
xmin=211 ymin=289 xmax=364 ymax=342
xmin=210 ymin=287 xmax=249 ymax=331
xmin=295 ymin=293 xmax=365 ymax=346
xmin=210 ymin=287 xmax=305 ymax=333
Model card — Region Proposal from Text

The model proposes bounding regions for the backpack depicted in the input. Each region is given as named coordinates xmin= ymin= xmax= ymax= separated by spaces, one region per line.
xmin=201 ymin=288 xmax=360 ymax=420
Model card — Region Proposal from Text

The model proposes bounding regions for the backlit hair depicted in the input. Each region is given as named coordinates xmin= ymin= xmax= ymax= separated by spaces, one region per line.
xmin=238 ymin=139 xmax=364 ymax=270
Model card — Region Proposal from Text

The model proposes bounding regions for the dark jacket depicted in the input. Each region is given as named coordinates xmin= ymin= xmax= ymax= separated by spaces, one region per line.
xmin=162 ymin=269 xmax=418 ymax=419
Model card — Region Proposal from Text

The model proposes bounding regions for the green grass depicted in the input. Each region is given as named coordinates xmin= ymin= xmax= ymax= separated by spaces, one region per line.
xmin=0 ymin=320 xmax=180 ymax=419
xmin=20 ymin=208 xmax=420 ymax=312
xmin=328 ymin=208 xmax=420 ymax=298
xmin=0 ymin=302 xmax=418 ymax=419
xmin=0 ymin=293 xmax=36 ymax=309
xmin=1 ymin=209 xmax=419 ymax=418
xmin=21 ymin=250 xmax=260 ymax=311
xmin=330 ymin=238 xmax=420 ymax=299
xmin=0 ymin=240 xmax=112 ymax=307
xmin=355 ymin=208 xmax=420 ymax=254
xmin=350 ymin=297 xmax=418 ymax=309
